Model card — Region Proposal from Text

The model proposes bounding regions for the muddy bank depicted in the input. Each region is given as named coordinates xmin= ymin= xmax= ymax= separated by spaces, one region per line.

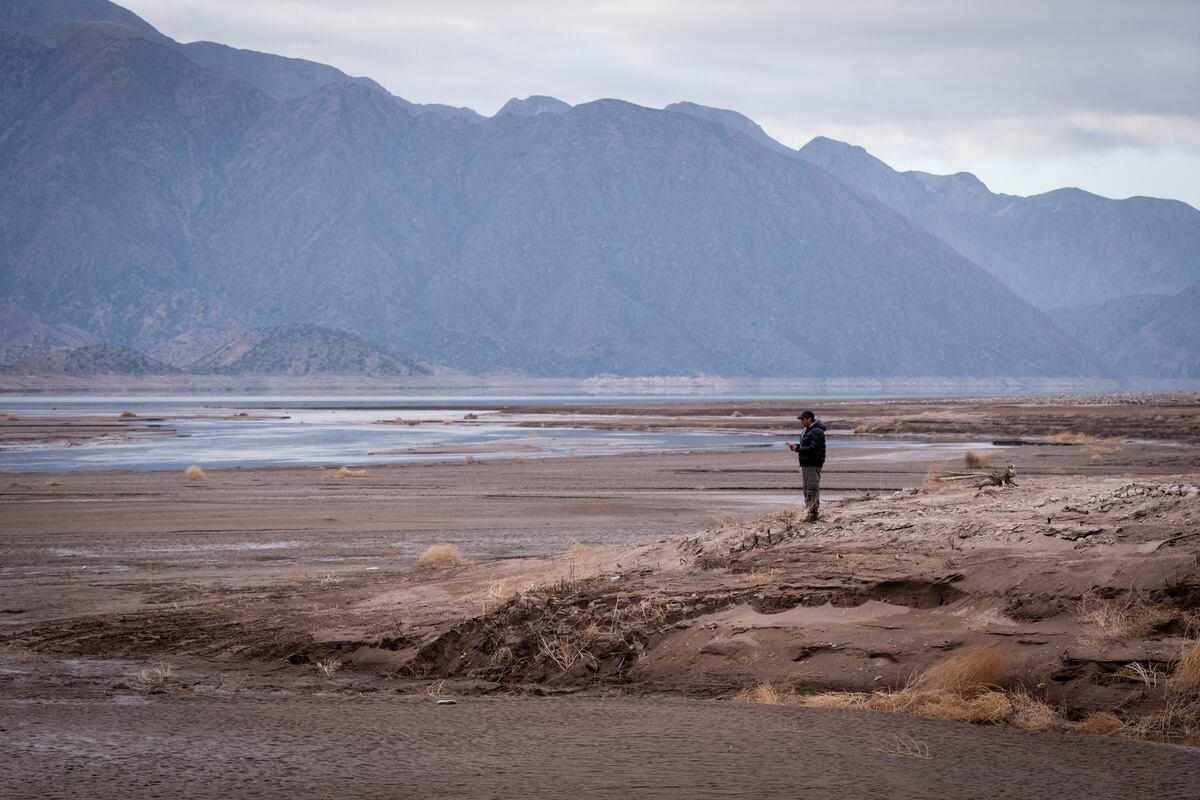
xmin=3 ymin=693 xmax=1196 ymax=800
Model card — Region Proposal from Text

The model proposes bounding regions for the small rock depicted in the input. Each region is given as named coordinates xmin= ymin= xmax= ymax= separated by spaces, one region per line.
xmin=436 ymin=698 xmax=457 ymax=705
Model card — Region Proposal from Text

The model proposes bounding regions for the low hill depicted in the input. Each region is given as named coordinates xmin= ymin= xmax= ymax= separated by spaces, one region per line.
xmin=186 ymin=325 xmax=429 ymax=376
xmin=4 ymin=344 xmax=176 ymax=375
xmin=1053 ymin=285 xmax=1200 ymax=379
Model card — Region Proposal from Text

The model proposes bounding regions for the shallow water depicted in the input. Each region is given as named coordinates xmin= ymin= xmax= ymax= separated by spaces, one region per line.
xmin=0 ymin=396 xmax=1001 ymax=473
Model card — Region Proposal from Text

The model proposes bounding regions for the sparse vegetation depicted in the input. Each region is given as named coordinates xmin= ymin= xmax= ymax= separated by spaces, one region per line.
xmin=120 ymin=410 xmax=137 ymax=418
xmin=1091 ymin=454 xmax=1104 ymax=465
xmin=184 ymin=465 xmax=206 ymax=480
xmin=419 ymin=543 xmax=464 ymax=568
xmin=963 ymin=451 xmax=991 ymax=469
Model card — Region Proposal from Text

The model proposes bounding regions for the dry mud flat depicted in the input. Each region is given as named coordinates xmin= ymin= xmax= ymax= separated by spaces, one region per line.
xmin=2 ymin=402 xmax=1200 ymax=797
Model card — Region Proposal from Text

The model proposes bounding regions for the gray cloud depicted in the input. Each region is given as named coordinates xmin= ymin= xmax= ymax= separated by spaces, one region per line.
xmin=123 ymin=0 xmax=1200 ymax=205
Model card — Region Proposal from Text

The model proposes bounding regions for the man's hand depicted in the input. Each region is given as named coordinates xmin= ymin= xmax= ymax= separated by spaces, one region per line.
xmin=788 ymin=443 xmax=798 ymax=452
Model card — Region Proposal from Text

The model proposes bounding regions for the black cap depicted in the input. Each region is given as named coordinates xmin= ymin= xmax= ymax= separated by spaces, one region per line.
xmin=798 ymin=410 xmax=815 ymax=420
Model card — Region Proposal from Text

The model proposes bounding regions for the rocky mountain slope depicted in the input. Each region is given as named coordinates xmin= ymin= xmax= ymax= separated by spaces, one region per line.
xmin=0 ymin=1 xmax=1188 ymax=379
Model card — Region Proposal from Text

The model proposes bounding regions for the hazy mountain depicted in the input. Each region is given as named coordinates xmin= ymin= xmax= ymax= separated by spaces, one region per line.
xmin=0 ymin=3 xmax=1133 ymax=379
xmin=797 ymin=137 xmax=1200 ymax=310
xmin=194 ymin=85 xmax=1100 ymax=377
xmin=497 ymin=95 xmax=573 ymax=117
xmin=185 ymin=325 xmax=429 ymax=376
xmin=0 ymin=0 xmax=162 ymax=41
xmin=0 ymin=27 xmax=275 ymax=346
xmin=5 ymin=343 xmax=176 ymax=375
xmin=664 ymin=102 xmax=796 ymax=158
xmin=1053 ymin=285 xmax=1200 ymax=378
xmin=178 ymin=41 xmax=387 ymax=103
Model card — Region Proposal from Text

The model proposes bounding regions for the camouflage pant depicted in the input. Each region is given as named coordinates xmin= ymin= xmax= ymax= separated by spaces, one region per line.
xmin=802 ymin=466 xmax=821 ymax=519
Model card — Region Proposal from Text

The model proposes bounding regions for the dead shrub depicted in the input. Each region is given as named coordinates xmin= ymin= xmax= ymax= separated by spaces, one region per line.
xmin=1076 ymin=593 xmax=1177 ymax=641
xmin=914 ymin=645 xmax=1009 ymax=694
xmin=120 ymin=410 xmax=137 ymax=418
xmin=730 ymin=410 xmax=745 ymax=417
xmin=1076 ymin=710 xmax=1124 ymax=736
xmin=184 ymin=465 xmax=206 ymax=481
xmin=963 ymin=451 xmax=991 ymax=469
xmin=1090 ymin=454 xmax=1104 ymax=465
xmin=853 ymin=422 xmax=878 ymax=434
xmin=419 ymin=543 xmax=464 ymax=568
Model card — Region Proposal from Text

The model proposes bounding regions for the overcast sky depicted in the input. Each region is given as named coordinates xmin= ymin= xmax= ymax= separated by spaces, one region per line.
xmin=124 ymin=0 xmax=1200 ymax=207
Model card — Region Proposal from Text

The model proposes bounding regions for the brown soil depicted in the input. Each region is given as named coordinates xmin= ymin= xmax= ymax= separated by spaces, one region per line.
xmin=2 ymin=398 xmax=1199 ymax=796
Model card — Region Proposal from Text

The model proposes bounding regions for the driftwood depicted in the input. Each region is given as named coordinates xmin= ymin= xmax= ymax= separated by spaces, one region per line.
xmin=938 ymin=463 xmax=1018 ymax=488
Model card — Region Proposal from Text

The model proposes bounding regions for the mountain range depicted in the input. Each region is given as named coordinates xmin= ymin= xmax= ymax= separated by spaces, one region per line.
xmin=1 ymin=0 xmax=1196 ymax=380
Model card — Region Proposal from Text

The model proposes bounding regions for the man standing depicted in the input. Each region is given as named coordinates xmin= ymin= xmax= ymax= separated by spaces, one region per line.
xmin=788 ymin=410 xmax=826 ymax=522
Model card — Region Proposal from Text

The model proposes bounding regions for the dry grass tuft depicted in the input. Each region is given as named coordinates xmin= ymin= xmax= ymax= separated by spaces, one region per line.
xmin=120 ymin=410 xmax=138 ymax=418
xmin=873 ymin=733 xmax=931 ymax=760
xmin=419 ymin=543 xmax=464 ymax=568
xmin=924 ymin=463 xmax=946 ymax=492
xmin=730 ymin=410 xmax=745 ymax=417
xmin=290 ymin=569 xmax=314 ymax=584
xmin=735 ymin=682 xmax=795 ymax=705
xmin=316 ymin=657 xmax=343 ymax=677
xmin=3 ymin=413 xmax=18 ymax=421
xmin=133 ymin=662 xmax=173 ymax=689
xmin=332 ymin=466 xmax=367 ymax=478
xmin=853 ymin=422 xmax=878 ymax=434
xmin=1049 ymin=431 xmax=1098 ymax=444
xmin=1170 ymin=639 xmax=1200 ymax=693
xmin=1090 ymin=454 xmax=1104 ymax=465
xmin=799 ymin=691 xmax=868 ymax=709
xmin=1009 ymin=689 xmax=1062 ymax=731
xmin=1076 ymin=710 xmax=1125 ymax=736
xmin=914 ymin=645 xmax=1009 ymax=694
xmin=963 ymin=451 xmax=991 ymax=469
xmin=184 ymin=465 xmax=206 ymax=481
xmin=1076 ymin=593 xmax=1177 ymax=641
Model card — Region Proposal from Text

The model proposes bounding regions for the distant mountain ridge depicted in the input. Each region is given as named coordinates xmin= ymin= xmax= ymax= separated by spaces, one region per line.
xmin=0 ymin=1 xmax=1192 ymax=379
xmin=796 ymin=136 xmax=1200 ymax=310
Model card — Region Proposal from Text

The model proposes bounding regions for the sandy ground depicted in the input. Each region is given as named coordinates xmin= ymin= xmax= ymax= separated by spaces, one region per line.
xmin=2 ymin=398 xmax=1200 ymax=797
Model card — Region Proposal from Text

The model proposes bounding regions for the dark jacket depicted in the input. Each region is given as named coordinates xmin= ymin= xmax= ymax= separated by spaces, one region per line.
xmin=796 ymin=420 xmax=826 ymax=468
